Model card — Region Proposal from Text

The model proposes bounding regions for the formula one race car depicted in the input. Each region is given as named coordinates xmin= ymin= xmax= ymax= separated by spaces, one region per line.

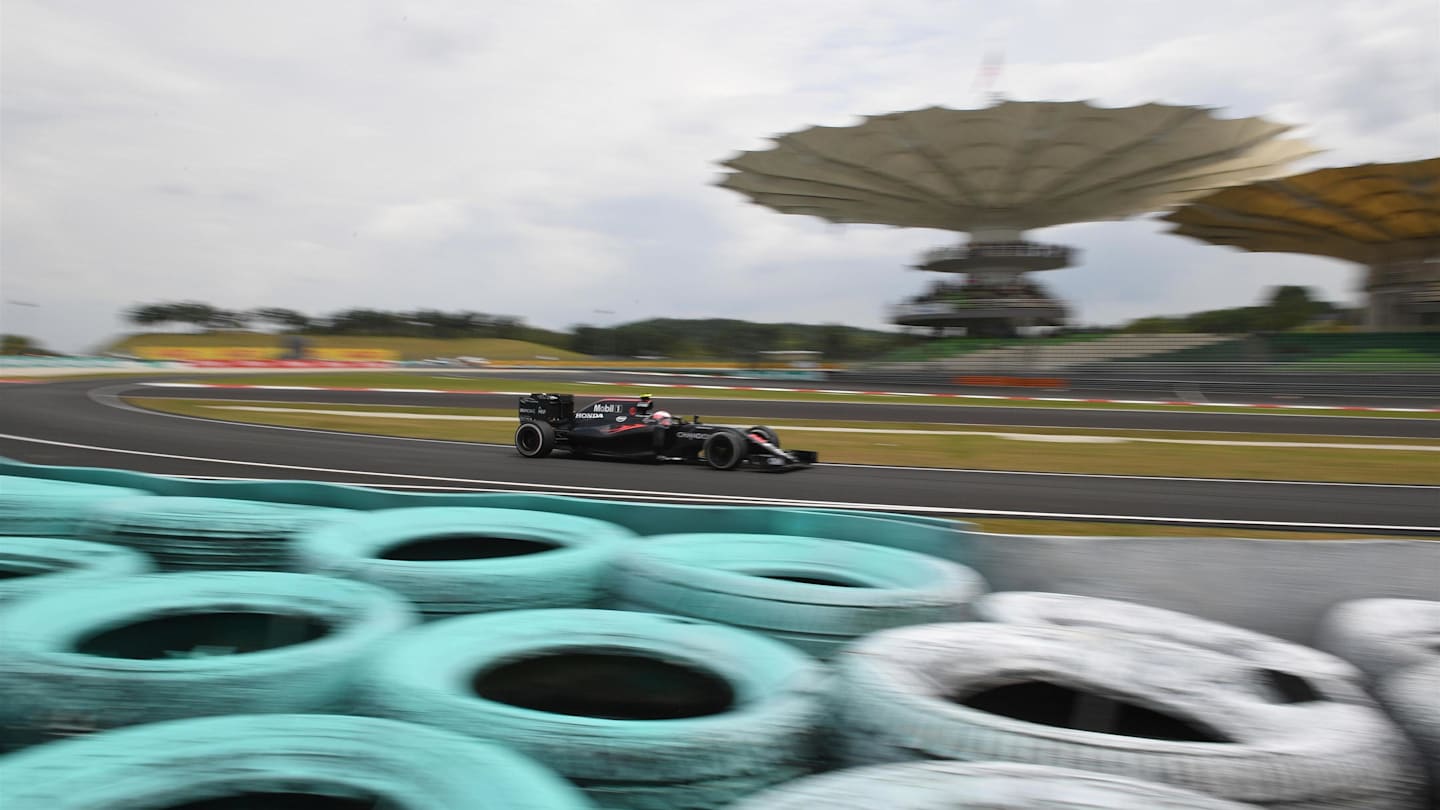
xmin=514 ymin=393 xmax=817 ymax=472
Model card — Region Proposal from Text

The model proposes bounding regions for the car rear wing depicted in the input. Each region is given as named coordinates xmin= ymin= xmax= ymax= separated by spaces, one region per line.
xmin=518 ymin=393 xmax=574 ymax=425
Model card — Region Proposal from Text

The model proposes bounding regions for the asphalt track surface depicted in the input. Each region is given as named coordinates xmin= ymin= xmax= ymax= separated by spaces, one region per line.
xmin=2 ymin=376 xmax=1438 ymax=535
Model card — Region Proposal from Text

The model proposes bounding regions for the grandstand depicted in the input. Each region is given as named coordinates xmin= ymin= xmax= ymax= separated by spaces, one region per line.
xmin=718 ymin=101 xmax=1313 ymax=337
xmin=1163 ymin=158 xmax=1440 ymax=331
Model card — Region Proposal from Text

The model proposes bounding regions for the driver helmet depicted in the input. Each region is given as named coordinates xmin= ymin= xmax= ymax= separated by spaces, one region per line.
xmin=650 ymin=410 xmax=673 ymax=426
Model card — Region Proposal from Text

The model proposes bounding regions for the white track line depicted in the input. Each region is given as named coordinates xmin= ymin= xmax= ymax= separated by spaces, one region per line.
xmin=203 ymin=405 xmax=1440 ymax=452
xmin=2 ymin=433 xmax=1436 ymax=533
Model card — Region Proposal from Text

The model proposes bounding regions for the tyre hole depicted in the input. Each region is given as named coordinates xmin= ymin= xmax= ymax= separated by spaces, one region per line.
xmin=474 ymin=651 xmax=735 ymax=719
xmin=957 ymin=680 xmax=1233 ymax=743
xmin=0 ymin=562 xmax=60 ymax=580
xmin=1257 ymin=668 xmax=1322 ymax=703
xmin=379 ymin=534 xmax=559 ymax=561
xmin=76 ymin=611 xmax=330 ymax=659
xmin=155 ymin=792 xmax=385 ymax=810
xmin=745 ymin=569 xmax=870 ymax=587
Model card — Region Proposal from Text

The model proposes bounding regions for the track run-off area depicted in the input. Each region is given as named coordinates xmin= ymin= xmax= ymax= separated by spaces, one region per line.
xmin=1 ymin=372 xmax=1437 ymax=536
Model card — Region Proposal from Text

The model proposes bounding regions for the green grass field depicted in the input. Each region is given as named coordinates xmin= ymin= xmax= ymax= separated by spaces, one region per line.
xmin=127 ymin=397 xmax=1440 ymax=485
xmin=156 ymin=371 xmax=1440 ymax=420
xmin=125 ymin=396 xmax=1439 ymax=539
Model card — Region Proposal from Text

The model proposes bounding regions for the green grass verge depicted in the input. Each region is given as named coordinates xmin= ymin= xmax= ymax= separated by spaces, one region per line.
xmin=126 ymin=397 xmax=1440 ymax=485
xmin=122 ymin=371 xmax=1440 ymax=420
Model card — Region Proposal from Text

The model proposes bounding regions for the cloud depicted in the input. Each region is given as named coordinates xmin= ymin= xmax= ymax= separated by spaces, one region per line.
xmin=365 ymin=200 xmax=470 ymax=242
xmin=1 ymin=0 xmax=1435 ymax=351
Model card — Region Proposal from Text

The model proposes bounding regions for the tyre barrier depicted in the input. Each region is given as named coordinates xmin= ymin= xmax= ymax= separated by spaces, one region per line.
xmin=0 ymin=537 xmax=153 ymax=605
xmin=973 ymin=592 xmax=1369 ymax=704
xmin=612 ymin=534 xmax=987 ymax=657
xmin=357 ymin=608 xmax=827 ymax=810
xmin=727 ymin=761 xmax=1261 ymax=809
xmin=1380 ymin=661 xmax=1440 ymax=804
xmin=78 ymin=496 xmax=350 ymax=572
xmin=0 ymin=713 xmax=596 ymax=809
xmin=293 ymin=507 xmax=634 ymax=619
xmin=0 ymin=476 xmax=152 ymax=537
xmin=832 ymin=622 xmax=1426 ymax=809
xmin=1317 ymin=598 xmax=1440 ymax=683
xmin=0 ymin=571 xmax=416 ymax=749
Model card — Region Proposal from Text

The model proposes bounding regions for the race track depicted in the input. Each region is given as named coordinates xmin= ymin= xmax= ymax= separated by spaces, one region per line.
xmin=2 ymin=376 xmax=1437 ymax=535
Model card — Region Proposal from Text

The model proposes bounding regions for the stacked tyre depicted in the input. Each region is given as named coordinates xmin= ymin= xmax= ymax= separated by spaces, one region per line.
xmin=1320 ymin=599 xmax=1440 ymax=803
xmin=0 ymin=537 xmax=152 ymax=605
xmin=729 ymin=761 xmax=1261 ymax=809
xmin=78 ymin=496 xmax=349 ymax=571
xmin=0 ymin=476 xmax=151 ymax=537
xmin=357 ymin=608 xmax=827 ymax=809
xmin=0 ymin=571 xmax=415 ymax=749
xmin=293 ymin=507 xmax=633 ymax=619
xmin=1318 ymin=598 xmax=1440 ymax=683
xmin=0 ymin=713 xmax=595 ymax=809
xmin=612 ymin=533 xmax=988 ymax=657
xmin=830 ymin=622 xmax=1426 ymax=809
xmin=973 ymin=592 xmax=1370 ymax=704
xmin=1380 ymin=661 xmax=1440 ymax=803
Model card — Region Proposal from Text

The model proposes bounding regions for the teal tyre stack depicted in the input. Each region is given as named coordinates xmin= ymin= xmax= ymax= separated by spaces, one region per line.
xmin=612 ymin=533 xmax=987 ymax=657
xmin=293 ymin=507 xmax=633 ymax=618
xmin=79 ymin=496 xmax=349 ymax=571
xmin=356 ymin=608 xmax=827 ymax=810
xmin=0 ymin=713 xmax=596 ymax=809
xmin=0 ymin=476 xmax=152 ymax=537
xmin=0 ymin=571 xmax=415 ymax=749
xmin=0 ymin=536 xmax=152 ymax=604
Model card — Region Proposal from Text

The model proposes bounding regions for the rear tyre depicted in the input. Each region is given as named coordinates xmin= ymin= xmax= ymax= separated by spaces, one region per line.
xmin=514 ymin=421 xmax=556 ymax=459
xmin=747 ymin=426 xmax=781 ymax=447
xmin=704 ymin=430 xmax=747 ymax=470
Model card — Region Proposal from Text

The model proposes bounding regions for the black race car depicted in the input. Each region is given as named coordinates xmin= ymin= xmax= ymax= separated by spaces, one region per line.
xmin=513 ymin=393 xmax=817 ymax=472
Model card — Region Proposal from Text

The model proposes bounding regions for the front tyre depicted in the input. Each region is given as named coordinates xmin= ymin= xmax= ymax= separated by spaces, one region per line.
xmin=703 ymin=429 xmax=746 ymax=470
xmin=514 ymin=421 xmax=556 ymax=458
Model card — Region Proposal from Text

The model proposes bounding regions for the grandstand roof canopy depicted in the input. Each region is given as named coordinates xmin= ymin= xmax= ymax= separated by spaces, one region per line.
xmin=716 ymin=100 xmax=1316 ymax=234
xmin=1161 ymin=157 xmax=1440 ymax=264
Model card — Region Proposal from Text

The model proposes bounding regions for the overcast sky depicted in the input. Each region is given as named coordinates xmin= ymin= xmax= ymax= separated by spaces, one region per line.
xmin=2 ymin=0 xmax=1436 ymax=352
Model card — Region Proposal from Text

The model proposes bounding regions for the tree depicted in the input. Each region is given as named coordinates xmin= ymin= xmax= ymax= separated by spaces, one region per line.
xmin=325 ymin=309 xmax=402 ymax=335
xmin=1260 ymin=285 xmax=1328 ymax=331
xmin=165 ymin=301 xmax=220 ymax=332
xmin=250 ymin=308 xmax=311 ymax=332
xmin=206 ymin=309 xmax=251 ymax=330
xmin=1 ymin=334 xmax=38 ymax=355
xmin=125 ymin=303 xmax=180 ymax=331
xmin=490 ymin=316 xmax=526 ymax=340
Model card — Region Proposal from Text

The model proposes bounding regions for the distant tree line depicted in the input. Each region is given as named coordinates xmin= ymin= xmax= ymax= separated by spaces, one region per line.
xmin=122 ymin=285 xmax=1346 ymax=362
xmin=569 ymin=318 xmax=913 ymax=360
xmin=123 ymin=303 xmax=917 ymax=360
xmin=124 ymin=302 xmax=571 ymax=346
xmin=1118 ymin=286 xmax=1348 ymax=334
